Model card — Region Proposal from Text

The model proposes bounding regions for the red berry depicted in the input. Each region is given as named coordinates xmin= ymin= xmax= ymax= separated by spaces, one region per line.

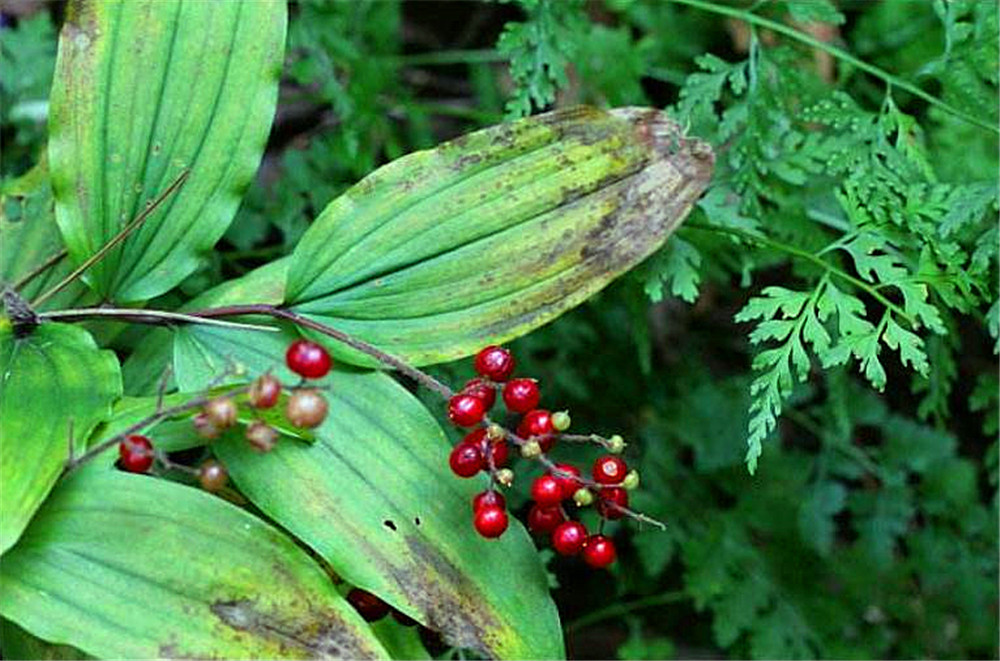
xmin=474 ymin=346 xmax=515 ymax=382
xmin=518 ymin=409 xmax=556 ymax=451
xmin=462 ymin=378 xmax=496 ymax=410
xmin=449 ymin=441 xmax=483 ymax=478
xmin=285 ymin=339 xmax=332 ymax=379
xmin=552 ymin=521 xmax=587 ymax=556
xmin=346 ymin=588 xmax=389 ymax=622
xmin=527 ymin=504 xmax=565 ymax=534
xmin=503 ymin=378 xmax=540 ymax=413
xmin=448 ymin=393 xmax=487 ymax=427
xmin=466 ymin=428 xmax=509 ymax=468
xmin=550 ymin=463 xmax=581 ymax=500
xmin=531 ymin=475 xmax=563 ymax=507
xmin=248 ymin=374 xmax=282 ymax=409
xmin=474 ymin=505 xmax=508 ymax=538
xmin=488 ymin=438 xmax=510 ymax=467
xmin=592 ymin=455 xmax=628 ymax=485
xmin=119 ymin=434 xmax=154 ymax=473
xmin=596 ymin=487 xmax=629 ymax=520
xmin=582 ymin=535 xmax=617 ymax=569
xmin=473 ymin=490 xmax=506 ymax=512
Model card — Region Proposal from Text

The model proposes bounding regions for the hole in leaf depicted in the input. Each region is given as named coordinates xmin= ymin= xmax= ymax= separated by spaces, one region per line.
xmin=383 ymin=520 xmax=397 ymax=531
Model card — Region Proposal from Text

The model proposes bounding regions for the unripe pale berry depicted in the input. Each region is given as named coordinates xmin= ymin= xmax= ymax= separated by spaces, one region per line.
xmin=573 ymin=487 xmax=595 ymax=507
xmin=593 ymin=455 xmax=628 ymax=484
xmin=473 ymin=490 xmax=506 ymax=512
xmin=474 ymin=346 xmax=515 ymax=382
xmin=474 ymin=505 xmax=508 ymax=538
xmin=495 ymin=468 xmax=515 ymax=487
xmin=520 ymin=440 xmax=542 ymax=458
xmin=204 ymin=396 xmax=238 ymax=429
xmin=606 ymin=434 xmax=626 ymax=454
xmin=503 ymin=378 xmax=540 ymax=413
xmin=527 ymin=504 xmax=565 ymax=534
xmin=486 ymin=423 xmax=505 ymax=441
xmin=286 ymin=389 xmax=329 ymax=428
xmin=347 ymin=588 xmax=389 ymax=622
xmin=531 ymin=475 xmax=563 ymax=507
xmin=248 ymin=374 xmax=282 ymax=409
xmin=286 ymin=339 xmax=332 ymax=379
xmin=582 ymin=535 xmax=617 ymax=568
xmin=119 ymin=434 xmax=154 ymax=473
xmin=198 ymin=460 xmax=229 ymax=492
xmin=449 ymin=441 xmax=483 ymax=478
xmin=462 ymin=378 xmax=496 ymax=410
xmin=245 ymin=420 xmax=279 ymax=452
xmin=596 ymin=486 xmax=629 ymax=520
xmin=622 ymin=469 xmax=640 ymax=490
xmin=447 ymin=393 xmax=487 ymax=427
xmin=552 ymin=521 xmax=587 ymax=556
xmin=551 ymin=410 xmax=571 ymax=431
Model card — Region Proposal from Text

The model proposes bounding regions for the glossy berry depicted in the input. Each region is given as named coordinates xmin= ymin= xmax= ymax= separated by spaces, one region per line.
xmin=551 ymin=521 xmax=587 ymax=556
xmin=502 ymin=378 xmax=540 ymax=413
xmin=248 ymin=374 xmax=282 ymax=409
xmin=192 ymin=412 xmax=221 ymax=440
xmin=119 ymin=434 xmax=154 ymax=473
xmin=449 ymin=441 xmax=483 ymax=478
xmin=347 ymin=588 xmax=389 ymax=622
xmin=462 ymin=428 xmax=508 ymax=469
xmin=518 ymin=409 xmax=556 ymax=451
xmin=473 ymin=490 xmax=506 ymax=512
xmin=245 ymin=420 xmax=279 ymax=452
xmin=550 ymin=463 xmax=581 ymax=500
xmin=596 ymin=487 xmax=629 ymax=520
xmin=474 ymin=346 xmax=515 ymax=382
xmin=447 ymin=393 xmax=487 ymax=427
xmin=285 ymin=339 xmax=332 ymax=379
xmin=203 ymin=396 xmax=238 ymax=429
xmin=473 ymin=505 xmax=508 ymax=538
xmin=462 ymin=378 xmax=496 ymax=410
xmin=285 ymin=389 xmax=328 ymax=428
xmin=592 ymin=455 xmax=628 ymax=485
xmin=531 ymin=475 xmax=563 ymax=507
xmin=198 ymin=460 xmax=229 ymax=492
xmin=527 ymin=504 xmax=565 ymax=534
xmin=582 ymin=535 xmax=617 ymax=569
xmin=488 ymin=438 xmax=510 ymax=467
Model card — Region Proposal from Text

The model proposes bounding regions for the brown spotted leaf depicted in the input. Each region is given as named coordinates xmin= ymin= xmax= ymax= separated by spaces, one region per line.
xmin=284 ymin=106 xmax=714 ymax=366
xmin=0 ymin=469 xmax=389 ymax=660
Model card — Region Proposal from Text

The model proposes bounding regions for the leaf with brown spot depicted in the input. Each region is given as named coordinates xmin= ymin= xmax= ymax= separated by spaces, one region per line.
xmin=0 ymin=469 xmax=389 ymax=660
xmin=284 ymin=106 xmax=714 ymax=366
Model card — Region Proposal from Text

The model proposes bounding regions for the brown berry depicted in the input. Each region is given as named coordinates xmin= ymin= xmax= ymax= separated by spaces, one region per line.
xmin=245 ymin=420 xmax=279 ymax=452
xmin=248 ymin=374 xmax=282 ymax=409
xmin=198 ymin=460 xmax=229 ymax=492
xmin=203 ymin=396 xmax=238 ymax=429
xmin=286 ymin=389 xmax=329 ymax=428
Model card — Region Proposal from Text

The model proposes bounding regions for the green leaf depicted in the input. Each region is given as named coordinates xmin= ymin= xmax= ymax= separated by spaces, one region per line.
xmin=284 ymin=106 xmax=713 ymax=367
xmin=48 ymin=0 xmax=286 ymax=302
xmin=1 ymin=618 xmax=89 ymax=660
xmin=0 ymin=322 xmax=121 ymax=554
xmin=784 ymin=0 xmax=846 ymax=26
xmin=641 ymin=237 xmax=702 ymax=304
xmin=213 ymin=369 xmax=564 ymax=660
xmin=797 ymin=481 xmax=847 ymax=555
xmin=0 ymin=469 xmax=389 ymax=659
xmin=0 ymin=162 xmax=94 ymax=309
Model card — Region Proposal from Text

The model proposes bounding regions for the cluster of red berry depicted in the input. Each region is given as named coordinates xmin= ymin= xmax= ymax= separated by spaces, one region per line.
xmin=446 ymin=346 xmax=638 ymax=570
xmin=117 ymin=339 xmax=335 ymax=491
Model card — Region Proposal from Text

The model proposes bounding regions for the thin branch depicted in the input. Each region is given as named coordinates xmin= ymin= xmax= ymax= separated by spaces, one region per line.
xmin=38 ymin=308 xmax=279 ymax=333
xmin=566 ymin=591 xmax=688 ymax=633
xmin=32 ymin=169 xmax=190 ymax=308
xmin=668 ymin=0 xmax=998 ymax=135
xmin=64 ymin=384 xmax=251 ymax=474
xmin=189 ymin=304 xmax=455 ymax=399
xmin=12 ymin=249 xmax=68 ymax=292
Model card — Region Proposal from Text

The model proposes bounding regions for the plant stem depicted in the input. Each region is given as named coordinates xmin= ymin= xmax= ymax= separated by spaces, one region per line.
xmin=392 ymin=49 xmax=506 ymax=66
xmin=32 ymin=169 xmax=190 ymax=308
xmin=685 ymin=221 xmax=915 ymax=325
xmin=12 ymin=249 xmax=68 ymax=292
xmin=566 ymin=591 xmax=688 ymax=633
xmin=38 ymin=308 xmax=280 ymax=333
xmin=667 ymin=0 xmax=998 ymax=135
xmin=189 ymin=304 xmax=455 ymax=399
